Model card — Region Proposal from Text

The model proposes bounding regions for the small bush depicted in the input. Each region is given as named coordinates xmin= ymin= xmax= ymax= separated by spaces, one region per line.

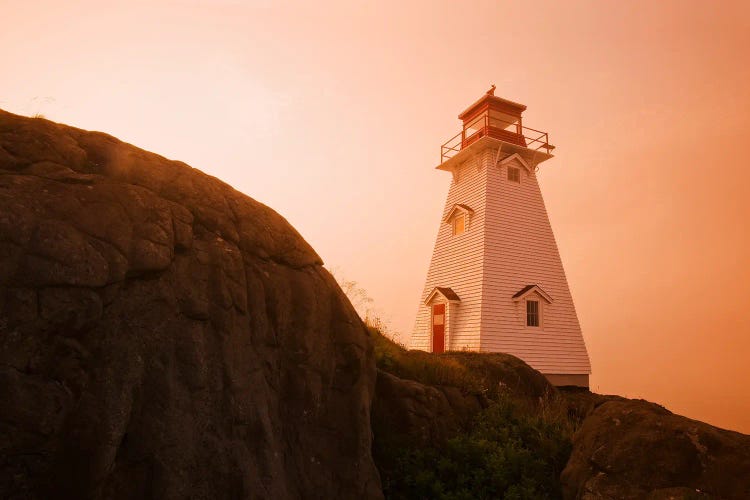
xmin=382 ymin=396 xmax=571 ymax=499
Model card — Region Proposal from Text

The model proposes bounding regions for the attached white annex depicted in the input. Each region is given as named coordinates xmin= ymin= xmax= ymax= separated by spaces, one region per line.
xmin=411 ymin=88 xmax=592 ymax=387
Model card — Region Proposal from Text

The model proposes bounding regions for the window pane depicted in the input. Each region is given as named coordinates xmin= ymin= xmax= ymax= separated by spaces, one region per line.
xmin=453 ymin=215 xmax=465 ymax=235
xmin=433 ymin=314 xmax=444 ymax=325
xmin=508 ymin=167 xmax=520 ymax=183
xmin=526 ymin=300 xmax=539 ymax=327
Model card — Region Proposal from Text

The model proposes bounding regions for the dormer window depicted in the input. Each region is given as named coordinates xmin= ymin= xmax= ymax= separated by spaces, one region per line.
xmin=498 ymin=154 xmax=532 ymax=184
xmin=452 ymin=214 xmax=465 ymax=235
xmin=507 ymin=166 xmax=521 ymax=183
xmin=444 ymin=204 xmax=474 ymax=236
xmin=512 ymin=284 xmax=552 ymax=329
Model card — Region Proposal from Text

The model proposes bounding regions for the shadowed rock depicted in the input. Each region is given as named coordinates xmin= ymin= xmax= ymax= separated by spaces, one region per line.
xmin=372 ymin=369 xmax=485 ymax=449
xmin=0 ymin=110 xmax=382 ymax=499
xmin=369 ymin=333 xmax=556 ymax=448
xmin=561 ymin=397 xmax=750 ymax=499
xmin=370 ymin=348 xmax=555 ymax=448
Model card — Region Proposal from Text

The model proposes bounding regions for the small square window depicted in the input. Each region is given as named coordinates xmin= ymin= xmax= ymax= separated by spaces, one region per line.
xmin=526 ymin=300 xmax=539 ymax=327
xmin=452 ymin=214 xmax=465 ymax=235
xmin=507 ymin=166 xmax=521 ymax=183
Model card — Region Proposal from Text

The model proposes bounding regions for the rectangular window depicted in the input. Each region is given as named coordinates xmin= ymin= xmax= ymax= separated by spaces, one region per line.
xmin=452 ymin=214 xmax=465 ymax=235
xmin=507 ymin=166 xmax=521 ymax=183
xmin=526 ymin=300 xmax=539 ymax=327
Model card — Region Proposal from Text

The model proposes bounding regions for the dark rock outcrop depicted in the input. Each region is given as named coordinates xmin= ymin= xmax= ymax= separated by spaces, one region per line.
xmin=370 ymin=348 xmax=555 ymax=444
xmin=372 ymin=369 xmax=485 ymax=449
xmin=561 ymin=398 xmax=750 ymax=499
xmin=0 ymin=111 xmax=382 ymax=499
xmin=440 ymin=351 xmax=554 ymax=401
xmin=370 ymin=335 xmax=556 ymax=449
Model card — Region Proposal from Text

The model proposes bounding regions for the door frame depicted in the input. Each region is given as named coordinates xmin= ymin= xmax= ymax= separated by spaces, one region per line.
xmin=431 ymin=302 xmax=446 ymax=353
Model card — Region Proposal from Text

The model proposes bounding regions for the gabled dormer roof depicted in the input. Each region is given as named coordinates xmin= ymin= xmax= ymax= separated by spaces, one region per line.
xmin=443 ymin=203 xmax=474 ymax=223
xmin=425 ymin=286 xmax=461 ymax=305
xmin=512 ymin=284 xmax=553 ymax=303
xmin=497 ymin=152 xmax=532 ymax=173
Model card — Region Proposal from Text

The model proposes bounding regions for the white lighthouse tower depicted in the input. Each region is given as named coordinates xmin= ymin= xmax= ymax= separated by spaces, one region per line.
xmin=411 ymin=88 xmax=592 ymax=387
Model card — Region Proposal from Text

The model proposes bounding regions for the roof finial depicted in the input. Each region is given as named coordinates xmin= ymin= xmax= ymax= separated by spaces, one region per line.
xmin=486 ymin=84 xmax=496 ymax=96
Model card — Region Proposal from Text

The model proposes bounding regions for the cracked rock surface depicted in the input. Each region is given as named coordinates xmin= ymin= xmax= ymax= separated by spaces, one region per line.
xmin=561 ymin=397 xmax=750 ymax=499
xmin=0 ymin=110 xmax=382 ymax=499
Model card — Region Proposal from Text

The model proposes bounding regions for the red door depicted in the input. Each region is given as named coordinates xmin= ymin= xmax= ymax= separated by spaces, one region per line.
xmin=432 ymin=303 xmax=445 ymax=353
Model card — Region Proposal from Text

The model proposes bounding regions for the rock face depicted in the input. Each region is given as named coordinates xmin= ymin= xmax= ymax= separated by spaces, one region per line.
xmin=372 ymin=369 xmax=484 ymax=450
xmin=371 ymin=349 xmax=555 ymax=450
xmin=440 ymin=351 xmax=554 ymax=401
xmin=0 ymin=110 xmax=382 ymax=499
xmin=561 ymin=398 xmax=750 ymax=499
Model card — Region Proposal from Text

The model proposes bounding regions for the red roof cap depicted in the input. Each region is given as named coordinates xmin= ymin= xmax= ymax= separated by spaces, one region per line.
xmin=458 ymin=93 xmax=527 ymax=121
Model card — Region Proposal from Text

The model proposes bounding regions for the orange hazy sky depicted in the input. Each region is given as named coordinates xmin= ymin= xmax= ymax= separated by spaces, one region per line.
xmin=2 ymin=0 xmax=749 ymax=433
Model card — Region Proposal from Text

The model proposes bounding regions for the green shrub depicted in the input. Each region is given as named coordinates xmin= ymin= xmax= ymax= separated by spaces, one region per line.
xmin=382 ymin=397 xmax=571 ymax=499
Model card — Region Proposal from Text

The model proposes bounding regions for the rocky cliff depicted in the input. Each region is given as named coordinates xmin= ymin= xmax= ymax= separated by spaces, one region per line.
xmin=0 ymin=110 xmax=382 ymax=499
xmin=1 ymin=110 xmax=749 ymax=499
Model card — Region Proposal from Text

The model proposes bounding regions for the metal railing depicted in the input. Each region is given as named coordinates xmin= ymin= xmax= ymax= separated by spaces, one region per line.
xmin=440 ymin=115 xmax=554 ymax=163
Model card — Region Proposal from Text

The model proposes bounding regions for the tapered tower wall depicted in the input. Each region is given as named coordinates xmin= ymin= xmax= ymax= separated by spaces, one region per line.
xmin=411 ymin=149 xmax=493 ymax=351
xmin=480 ymin=154 xmax=591 ymax=375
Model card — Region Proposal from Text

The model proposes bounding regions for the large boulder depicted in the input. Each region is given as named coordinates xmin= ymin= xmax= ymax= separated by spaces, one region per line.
xmin=0 ymin=110 xmax=382 ymax=499
xmin=561 ymin=398 xmax=750 ymax=499
xmin=372 ymin=369 xmax=485 ymax=451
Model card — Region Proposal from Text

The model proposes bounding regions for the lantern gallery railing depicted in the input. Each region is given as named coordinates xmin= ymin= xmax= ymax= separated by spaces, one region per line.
xmin=440 ymin=116 xmax=554 ymax=163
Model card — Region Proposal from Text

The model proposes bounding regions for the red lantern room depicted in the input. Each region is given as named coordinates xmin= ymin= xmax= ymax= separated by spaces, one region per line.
xmin=439 ymin=86 xmax=555 ymax=166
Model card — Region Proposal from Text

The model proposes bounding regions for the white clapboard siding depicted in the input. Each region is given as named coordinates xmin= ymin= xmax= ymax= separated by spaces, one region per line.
xmin=481 ymin=156 xmax=591 ymax=374
xmin=411 ymin=144 xmax=591 ymax=380
xmin=411 ymin=148 xmax=493 ymax=351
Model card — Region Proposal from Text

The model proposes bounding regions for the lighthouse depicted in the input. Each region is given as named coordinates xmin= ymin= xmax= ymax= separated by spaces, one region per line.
xmin=411 ymin=88 xmax=592 ymax=387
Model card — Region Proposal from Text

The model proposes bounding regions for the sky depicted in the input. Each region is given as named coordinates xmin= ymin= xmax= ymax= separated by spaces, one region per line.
xmin=2 ymin=0 xmax=749 ymax=433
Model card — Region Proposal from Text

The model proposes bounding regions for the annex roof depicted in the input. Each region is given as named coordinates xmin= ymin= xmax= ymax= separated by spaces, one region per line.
xmin=424 ymin=286 xmax=461 ymax=305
